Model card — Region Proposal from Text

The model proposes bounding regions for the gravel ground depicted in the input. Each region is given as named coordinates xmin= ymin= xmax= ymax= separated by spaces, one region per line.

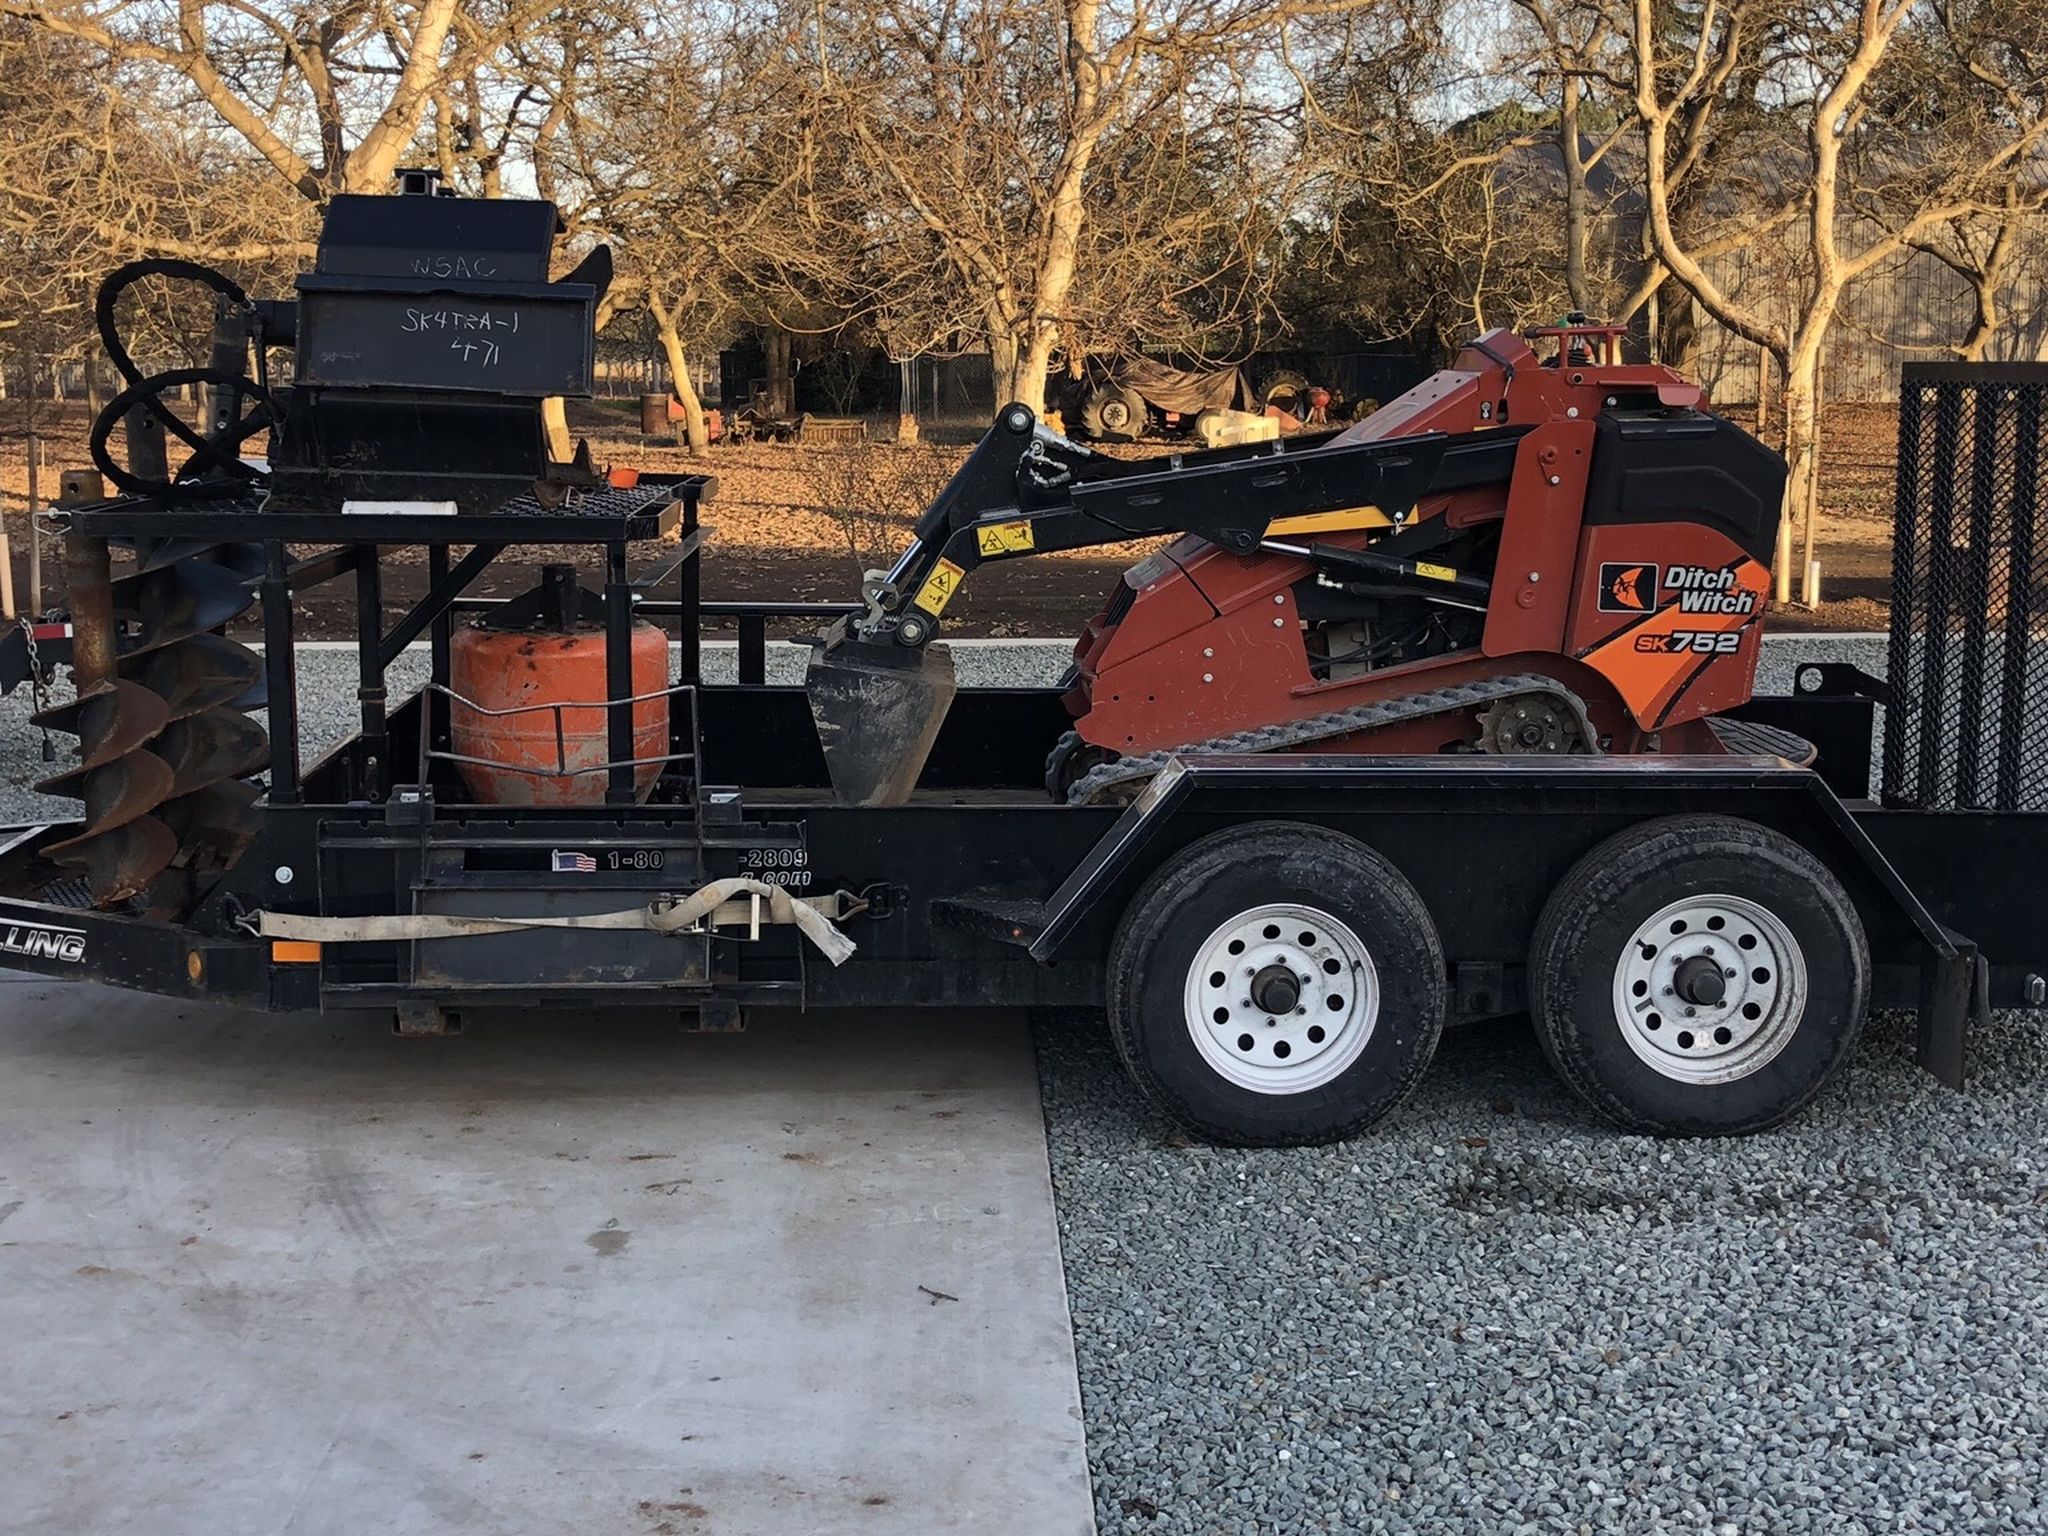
xmin=1036 ymin=1005 xmax=2048 ymax=1535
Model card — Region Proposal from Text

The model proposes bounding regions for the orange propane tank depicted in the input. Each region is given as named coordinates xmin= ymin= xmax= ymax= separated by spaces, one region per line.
xmin=448 ymin=589 xmax=670 ymax=806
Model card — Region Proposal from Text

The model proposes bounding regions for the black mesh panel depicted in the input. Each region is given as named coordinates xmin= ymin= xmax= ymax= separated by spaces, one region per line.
xmin=1882 ymin=363 xmax=2048 ymax=810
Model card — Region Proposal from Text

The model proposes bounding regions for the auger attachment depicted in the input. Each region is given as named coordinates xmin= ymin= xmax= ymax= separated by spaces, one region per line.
xmin=36 ymin=534 xmax=269 ymax=910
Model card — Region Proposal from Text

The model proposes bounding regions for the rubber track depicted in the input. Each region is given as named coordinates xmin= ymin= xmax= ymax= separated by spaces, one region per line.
xmin=1065 ymin=672 xmax=1599 ymax=805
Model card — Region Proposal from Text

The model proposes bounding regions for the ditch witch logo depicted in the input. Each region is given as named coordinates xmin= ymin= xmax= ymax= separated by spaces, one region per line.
xmin=0 ymin=919 xmax=86 ymax=963
xmin=1598 ymin=562 xmax=1758 ymax=616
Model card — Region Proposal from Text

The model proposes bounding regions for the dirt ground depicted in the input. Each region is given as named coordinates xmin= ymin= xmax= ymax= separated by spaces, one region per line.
xmin=0 ymin=396 xmax=1903 ymax=640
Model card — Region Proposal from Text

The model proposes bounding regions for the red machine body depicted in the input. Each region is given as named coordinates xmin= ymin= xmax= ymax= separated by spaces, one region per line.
xmin=1064 ymin=326 xmax=1782 ymax=760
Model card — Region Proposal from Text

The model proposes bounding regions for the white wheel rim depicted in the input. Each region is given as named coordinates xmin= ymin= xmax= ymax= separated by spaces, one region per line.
xmin=1183 ymin=902 xmax=1379 ymax=1094
xmin=1101 ymin=401 xmax=1130 ymax=430
xmin=1610 ymin=893 xmax=1807 ymax=1084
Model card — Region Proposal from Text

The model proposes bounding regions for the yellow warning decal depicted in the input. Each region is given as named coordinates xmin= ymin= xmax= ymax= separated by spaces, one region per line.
xmin=975 ymin=520 xmax=1036 ymax=556
xmin=1266 ymin=506 xmax=1393 ymax=537
xmin=1414 ymin=560 xmax=1457 ymax=582
xmin=914 ymin=558 xmax=966 ymax=616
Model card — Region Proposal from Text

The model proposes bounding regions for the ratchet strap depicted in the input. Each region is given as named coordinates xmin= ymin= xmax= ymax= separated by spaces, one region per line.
xmin=251 ymin=878 xmax=860 ymax=966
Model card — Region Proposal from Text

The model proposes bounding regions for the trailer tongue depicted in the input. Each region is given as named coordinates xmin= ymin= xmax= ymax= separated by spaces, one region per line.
xmin=1 ymin=183 xmax=2041 ymax=1147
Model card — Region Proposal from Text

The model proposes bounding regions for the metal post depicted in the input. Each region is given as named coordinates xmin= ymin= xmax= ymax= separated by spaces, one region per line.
xmin=1881 ymin=379 xmax=1923 ymax=805
xmin=1914 ymin=380 xmax=1965 ymax=807
xmin=605 ymin=538 xmax=635 ymax=805
xmin=677 ymin=493 xmax=701 ymax=686
xmin=25 ymin=432 xmax=42 ymax=618
xmin=262 ymin=540 xmax=301 ymax=804
xmin=738 ymin=615 xmax=767 ymax=685
xmin=428 ymin=544 xmax=452 ymax=765
xmin=355 ymin=545 xmax=387 ymax=801
xmin=124 ymin=402 xmax=168 ymax=487
xmin=63 ymin=536 xmax=116 ymax=693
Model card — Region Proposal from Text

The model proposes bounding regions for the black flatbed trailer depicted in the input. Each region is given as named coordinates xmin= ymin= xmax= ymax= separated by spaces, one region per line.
xmin=2 ymin=362 xmax=2043 ymax=1146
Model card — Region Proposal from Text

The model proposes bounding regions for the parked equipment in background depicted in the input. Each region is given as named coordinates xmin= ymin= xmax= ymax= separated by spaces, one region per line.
xmin=1054 ymin=356 xmax=1259 ymax=442
xmin=2 ymin=186 xmax=2042 ymax=1150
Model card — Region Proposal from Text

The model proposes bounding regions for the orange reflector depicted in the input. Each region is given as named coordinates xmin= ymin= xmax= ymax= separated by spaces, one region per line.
xmin=271 ymin=939 xmax=322 ymax=964
xmin=608 ymin=466 xmax=641 ymax=489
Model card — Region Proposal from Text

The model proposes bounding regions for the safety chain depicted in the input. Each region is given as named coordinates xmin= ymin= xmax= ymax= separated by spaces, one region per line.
xmin=18 ymin=615 xmax=54 ymax=762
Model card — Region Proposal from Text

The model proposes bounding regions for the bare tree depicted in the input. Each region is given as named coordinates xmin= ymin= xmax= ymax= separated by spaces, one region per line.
xmin=791 ymin=0 xmax=1353 ymax=412
xmin=1631 ymin=0 xmax=2048 ymax=604
xmin=1508 ymin=0 xmax=1636 ymax=313
xmin=0 ymin=17 xmax=310 ymax=408
xmin=1908 ymin=183 xmax=2037 ymax=361
xmin=5 ymin=0 xmax=466 ymax=199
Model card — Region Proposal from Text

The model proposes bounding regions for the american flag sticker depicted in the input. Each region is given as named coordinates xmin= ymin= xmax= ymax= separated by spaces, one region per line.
xmin=551 ymin=849 xmax=597 ymax=873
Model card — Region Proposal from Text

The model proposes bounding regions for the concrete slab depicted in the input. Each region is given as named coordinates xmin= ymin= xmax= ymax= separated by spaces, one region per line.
xmin=0 ymin=984 xmax=1093 ymax=1536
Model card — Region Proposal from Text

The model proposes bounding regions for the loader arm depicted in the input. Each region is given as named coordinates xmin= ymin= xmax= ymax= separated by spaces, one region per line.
xmin=850 ymin=403 xmax=1524 ymax=650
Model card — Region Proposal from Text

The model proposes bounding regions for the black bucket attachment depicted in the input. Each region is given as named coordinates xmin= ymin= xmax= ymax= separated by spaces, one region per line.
xmin=805 ymin=622 xmax=957 ymax=806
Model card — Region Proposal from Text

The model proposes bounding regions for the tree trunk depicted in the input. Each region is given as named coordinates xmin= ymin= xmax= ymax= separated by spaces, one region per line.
xmin=764 ymin=329 xmax=793 ymax=417
xmin=540 ymin=397 xmax=573 ymax=465
xmin=1956 ymin=224 xmax=2013 ymax=362
xmin=1015 ymin=328 xmax=1060 ymax=416
xmin=654 ymin=310 xmax=709 ymax=453
xmin=988 ymin=331 xmax=1030 ymax=413
xmin=1560 ymin=77 xmax=1591 ymax=312
xmin=1655 ymin=277 xmax=1696 ymax=372
xmin=1778 ymin=349 xmax=1822 ymax=608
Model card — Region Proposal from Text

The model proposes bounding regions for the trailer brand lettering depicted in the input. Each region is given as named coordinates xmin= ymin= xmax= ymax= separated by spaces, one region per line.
xmin=1 ymin=921 xmax=86 ymax=963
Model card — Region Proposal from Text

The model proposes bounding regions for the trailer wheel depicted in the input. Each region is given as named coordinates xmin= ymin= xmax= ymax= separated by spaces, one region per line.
xmin=1107 ymin=823 xmax=1446 ymax=1146
xmin=1528 ymin=815 xmax=1869 ymax=1136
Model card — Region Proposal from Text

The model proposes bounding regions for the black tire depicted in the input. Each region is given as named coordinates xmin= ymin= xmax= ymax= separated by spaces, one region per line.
xmin=1095 ymin=387 xmax=1145 ymax=442
xmin=1259 ymin=368 xmax=1309 ymax=414
xmin=1528 ymin=815 xmax=1870 ymax=1136
xmin=1106 ymin=822 xmax=1447 ymax=1146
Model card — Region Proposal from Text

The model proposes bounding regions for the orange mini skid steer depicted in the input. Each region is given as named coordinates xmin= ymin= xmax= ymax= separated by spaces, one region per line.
xmin=805 ymin=321 xmax=1793 ymax=806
